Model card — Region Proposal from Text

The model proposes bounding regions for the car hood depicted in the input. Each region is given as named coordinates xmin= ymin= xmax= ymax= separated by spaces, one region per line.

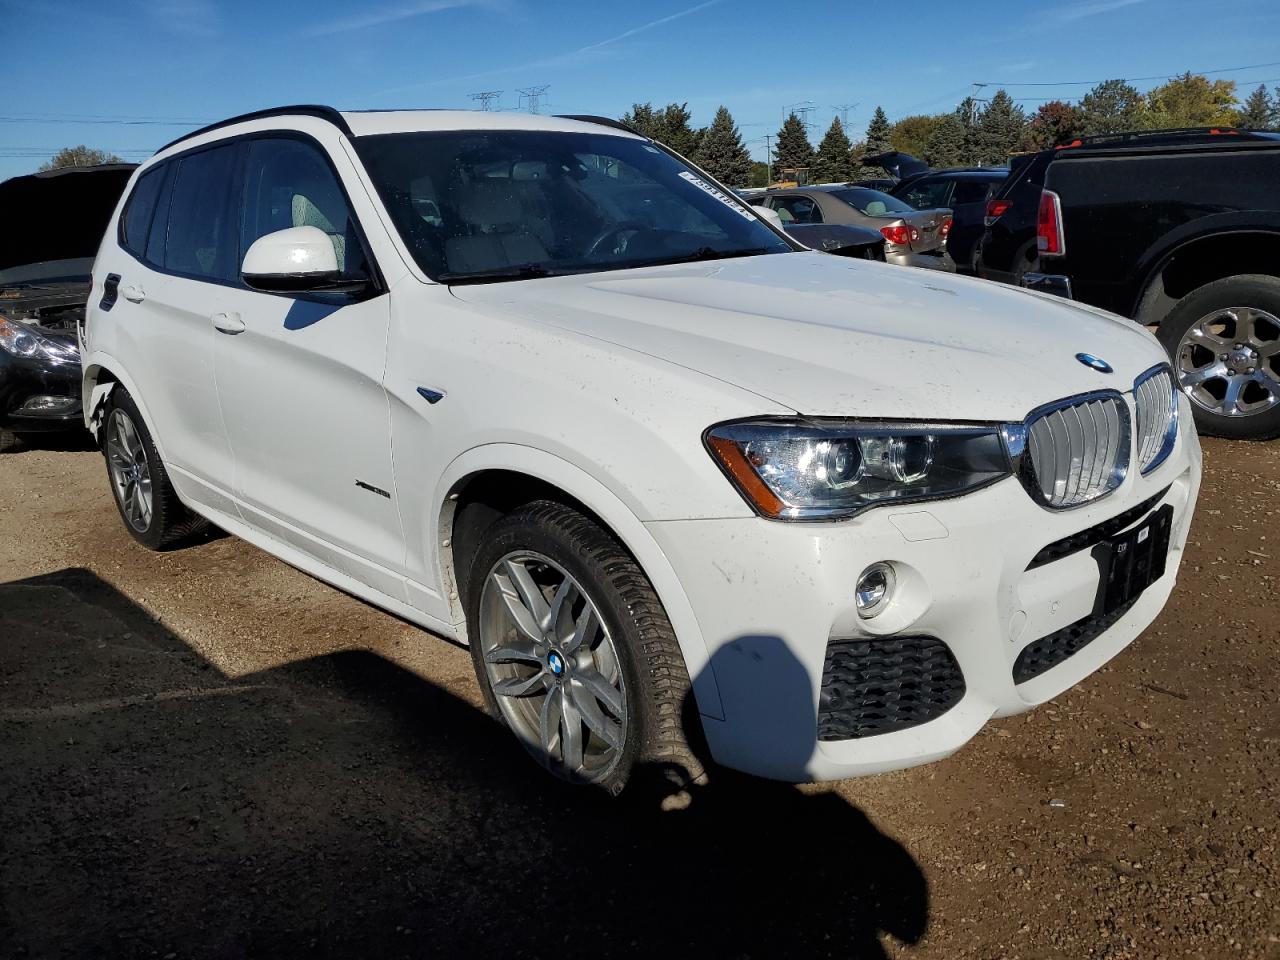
xmin=449 ymin=252 xmax=1163 ymax=421
xmin=0 ymin=164 xmax=135 ymax=274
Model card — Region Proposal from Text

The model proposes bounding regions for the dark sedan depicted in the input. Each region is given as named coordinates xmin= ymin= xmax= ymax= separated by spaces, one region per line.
xmin=0 ymin=163 xmax=135 ymax=451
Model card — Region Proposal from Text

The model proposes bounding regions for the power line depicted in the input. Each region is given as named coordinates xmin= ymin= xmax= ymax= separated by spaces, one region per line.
xmin=0 ymin=116 xmax=211 ymax=126
xmin=977 ymin=59 xmax=1280 ymax=88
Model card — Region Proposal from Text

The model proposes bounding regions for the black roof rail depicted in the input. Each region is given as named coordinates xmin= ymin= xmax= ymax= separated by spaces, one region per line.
xmin=555 ymin=114 xmax=640 ymax=136
xmin=155 ymin=104 xmax=353 ymax=154
xmin=1055 ymin=126 xmax=1280 ymax=151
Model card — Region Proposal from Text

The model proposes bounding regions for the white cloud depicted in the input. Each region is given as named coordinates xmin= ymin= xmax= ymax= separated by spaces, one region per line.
xmin=307 ymin=0 xmax=496 ymax=37
xmin=1049 ymin=0 xmax=1143 ymax=24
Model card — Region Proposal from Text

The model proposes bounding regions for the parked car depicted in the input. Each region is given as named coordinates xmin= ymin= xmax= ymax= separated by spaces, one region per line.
xmin=756 ymin=185 xmax=955 ymax=271
xmin=976 ymin=153 xmax=1047 ymax=286
xmin=892 ymin=167 xmax=1008 ymax=274
xmin=1012 ymin=128 xmax=1280 ymax=439
xmin=84 ymin=106 xmax=1200 ymax=793
xmin=737 ymin=196 xmax=885 ymax=261
xmin=0 ymin=163 xmax=135 ymax=451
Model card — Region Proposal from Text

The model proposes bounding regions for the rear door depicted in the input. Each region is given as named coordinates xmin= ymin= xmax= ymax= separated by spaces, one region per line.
xmin=101 ymin=146 xmax=240 ymax=515
xmin=211 ymin=134 xmax=406 ymax=600
xmin=947 ymin=177 xmax=998 ymax=268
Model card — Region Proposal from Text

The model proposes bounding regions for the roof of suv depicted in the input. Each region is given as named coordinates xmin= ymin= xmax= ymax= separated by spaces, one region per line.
xmin=157 ymin=105 xmax=641 ymax=154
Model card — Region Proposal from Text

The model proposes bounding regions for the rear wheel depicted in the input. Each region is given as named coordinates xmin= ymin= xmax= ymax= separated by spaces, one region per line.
xmin=102 ymin=388 xmax=208 ymax=549
xmin=1158 ymin=275 xmax=1280 ymax=440
xmin=465 ymin=500 xmax=700 ymax=795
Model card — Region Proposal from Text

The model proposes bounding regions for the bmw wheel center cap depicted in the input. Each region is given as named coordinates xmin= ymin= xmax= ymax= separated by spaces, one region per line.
xmin=547 ymin=650 xmax=566 ymax=677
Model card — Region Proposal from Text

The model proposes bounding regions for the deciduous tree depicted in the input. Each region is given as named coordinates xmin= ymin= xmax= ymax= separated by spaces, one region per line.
xmin=38 ymin=145 xmax=122 ymax=171
xmin=1019 ymin=100 xmax=1085 ymax=150
xmin=889 ymin=114 xmax=943 ymax=159
xmin=1144 ymin=72 xmax=1238 ymax=129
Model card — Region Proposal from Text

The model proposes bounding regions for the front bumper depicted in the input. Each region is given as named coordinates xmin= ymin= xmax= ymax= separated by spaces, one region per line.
xmin=646 ymin=400 xmax=1201 ymax=782
xmin=0 ymin=350 xmax=83 ymax=433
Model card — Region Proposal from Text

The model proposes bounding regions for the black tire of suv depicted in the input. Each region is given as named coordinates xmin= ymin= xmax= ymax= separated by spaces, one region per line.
xmin=102 ymin=388 xmax=209 ymax=550
xmin=1157 ymin=274 xmax=1280 ymax=441
xmin=465 ymin=500 xmax=702 ymax=796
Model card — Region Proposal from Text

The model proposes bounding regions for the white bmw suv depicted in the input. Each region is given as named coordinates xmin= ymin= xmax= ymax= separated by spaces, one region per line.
xmin=82 ymin=106 xmax=1201 ymax=793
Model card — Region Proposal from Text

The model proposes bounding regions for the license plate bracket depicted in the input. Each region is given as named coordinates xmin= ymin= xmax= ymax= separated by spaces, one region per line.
xmin=1091 ymin=504 xmax=1174 ymax=615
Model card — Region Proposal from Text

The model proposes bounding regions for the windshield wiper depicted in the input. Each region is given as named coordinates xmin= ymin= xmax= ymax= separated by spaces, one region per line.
xmin=438 ymin=263 xmax=554 ymax=285
xmin=644 ymin=246 xmax=777 ymax=267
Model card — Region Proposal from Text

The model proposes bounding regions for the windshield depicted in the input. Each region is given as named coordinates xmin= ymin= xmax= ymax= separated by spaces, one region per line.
xmin=354 ymin=129 xmax=792 ymax=283
xmin=831 ymin=187 xmax=916 ymax=216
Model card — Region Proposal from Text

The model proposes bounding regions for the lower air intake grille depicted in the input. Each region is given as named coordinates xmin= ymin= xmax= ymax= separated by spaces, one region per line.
xmin=818 ymin=636 xmax=966 ymax=741
xmin=1012 ymin=598 xmax=1138 ymax=684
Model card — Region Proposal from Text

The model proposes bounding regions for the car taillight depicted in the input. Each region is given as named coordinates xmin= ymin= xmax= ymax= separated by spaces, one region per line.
xmin=880 ymin=225 xmax=912 ymax=245
xmin=984 ymin=199 xmax=1011 ymax=227
xmin=1037 ymin=189 xmax=1065 ymax=256
xmin=939 ymin=216 xmax=953 ymax=239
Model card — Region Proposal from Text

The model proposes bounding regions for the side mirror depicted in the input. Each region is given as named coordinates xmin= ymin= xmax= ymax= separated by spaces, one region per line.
xmin=752 ymin=205 xmax=785 ymax=230
xmin=241 ymin=226 xmax=353 ymax=293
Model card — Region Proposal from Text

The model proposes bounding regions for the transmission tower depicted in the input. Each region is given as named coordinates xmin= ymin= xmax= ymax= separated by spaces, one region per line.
xmin=832 ymin=103 xmax=858 ymax=129
xmin=469 ymin=90 xmax=503 ymax=111
xmin=518 ymin=85 xmax=551 ymax=114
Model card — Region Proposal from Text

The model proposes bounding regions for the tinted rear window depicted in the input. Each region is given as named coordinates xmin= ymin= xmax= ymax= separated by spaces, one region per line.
xmin=162 ymin=145 xmax=239 ymax=282
xmin=120 ymin=167 xmax=164 ymax=256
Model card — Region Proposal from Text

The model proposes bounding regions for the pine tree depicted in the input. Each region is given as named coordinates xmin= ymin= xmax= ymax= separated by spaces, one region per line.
xmin=621 ymin=102 xmax=702 ymax=156
xmin=1238 ymin=84 xmax=1274 ymax=130
xmin=1079 ymin=79 xmax=1146 ymax=135
xmin=772 ymin=112 xmax=814 ymax=183
xmin=694 ymin=106 xmax=751 ymax=186
xmin=923 ymin=113 xmax=967 ymax=168
xmin=854 ymin=106 xmax=893 ymax=178
xmin=812 ymin=117 xmax=854 ymax=183
xmin=954 ymin=97 xmax=981 ymax=165
xmin=974 ymin=90 xmax=1027 ymax=165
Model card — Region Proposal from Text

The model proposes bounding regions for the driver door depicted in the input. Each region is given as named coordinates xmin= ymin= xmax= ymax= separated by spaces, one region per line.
xmin=212 ymin=134 xmax=407 ymax=600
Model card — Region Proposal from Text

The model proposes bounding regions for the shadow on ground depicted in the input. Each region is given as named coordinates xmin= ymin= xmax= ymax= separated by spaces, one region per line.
xmin=0 ymin=568 xmax=928 ymax=959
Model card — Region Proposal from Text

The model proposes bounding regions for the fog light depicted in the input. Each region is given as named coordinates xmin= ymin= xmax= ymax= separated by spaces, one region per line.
xmin=856 ymin=562 xmax=896 ymax=618
xmin=17 ymin=395 xmax=78 ymax=414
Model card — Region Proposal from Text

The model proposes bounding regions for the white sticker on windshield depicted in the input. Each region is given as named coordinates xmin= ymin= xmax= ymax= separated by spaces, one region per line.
xmin=678 ymin=170 xmax=754 ymax=219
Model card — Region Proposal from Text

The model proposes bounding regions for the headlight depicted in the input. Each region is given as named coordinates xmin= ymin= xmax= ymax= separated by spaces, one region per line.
xmin=705 ymin=419 xmax=1011 ymax=520
xmin=0 ymin=316 xmax=79 ymax=364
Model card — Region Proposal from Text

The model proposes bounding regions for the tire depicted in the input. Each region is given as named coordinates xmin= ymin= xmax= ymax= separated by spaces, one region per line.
xmin=0 ymin=429 xmax=22 ymax=453
xmin=1157 ymin=275 xmax=1280 ymax=440
xmin=465 ymin=500 xmax=700 ymax=795
xmin=102 ymin=388 xmax=208 ymax=550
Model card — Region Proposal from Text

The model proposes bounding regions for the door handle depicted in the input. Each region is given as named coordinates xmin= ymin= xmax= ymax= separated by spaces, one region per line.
xmin=211 ymin=311 xmax=245 ymax=335
xmin=121 ymin=283 xmax=146 ymax=303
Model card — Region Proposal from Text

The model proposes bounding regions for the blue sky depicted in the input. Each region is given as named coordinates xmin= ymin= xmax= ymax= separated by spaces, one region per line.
xmin=3 ymin=0 xmax=1278 ymax=180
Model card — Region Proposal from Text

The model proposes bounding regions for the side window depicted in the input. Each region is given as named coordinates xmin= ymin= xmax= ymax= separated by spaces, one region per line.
xmin=144 ymin=163 xmax=173 ymax=267
xmin=774 ymin=196 xmax=822 ymax=224
xmin=952 ymin=180 xmax=993 ymax=205
xmin=240 ymin=138 xmax=368 ymax=278
xmin=163 ymin=145 xmax=239 ymax=282
xmin=120 ymin=166 xmax=164 ymax=256
xmin=900 ymin=179 xmax=952 ymax=210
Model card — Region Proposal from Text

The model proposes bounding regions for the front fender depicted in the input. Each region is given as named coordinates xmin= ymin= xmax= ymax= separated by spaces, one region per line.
xmin=434 ymin=442 xmax=724 ymax=720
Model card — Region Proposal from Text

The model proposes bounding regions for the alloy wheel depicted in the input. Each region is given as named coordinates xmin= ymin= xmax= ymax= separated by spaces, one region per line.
xmin=477 ymin=552 xmax=627 ymax=783
xmin=1176 ymin=306 xmax=1280 ymax=418
xmin=106 ymin=408 xmax=153 ymax=532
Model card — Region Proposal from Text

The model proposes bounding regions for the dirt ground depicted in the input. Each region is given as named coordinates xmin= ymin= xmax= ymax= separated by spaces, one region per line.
xmin=0 ymin=434 xmax=1276 ymax=960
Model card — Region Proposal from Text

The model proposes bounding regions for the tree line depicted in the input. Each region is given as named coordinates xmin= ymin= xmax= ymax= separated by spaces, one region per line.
xmin=622 ymin=74 xmax=1280 ymax=189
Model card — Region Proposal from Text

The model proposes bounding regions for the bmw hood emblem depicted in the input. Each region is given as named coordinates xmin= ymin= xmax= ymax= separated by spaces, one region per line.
xmin=1075 ymin=353 xmax=1113 ymax=374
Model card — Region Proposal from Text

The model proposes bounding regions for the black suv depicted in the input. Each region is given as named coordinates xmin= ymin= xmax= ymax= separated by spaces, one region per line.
xmin=892 ymin=168 xmax=1008 ymax=274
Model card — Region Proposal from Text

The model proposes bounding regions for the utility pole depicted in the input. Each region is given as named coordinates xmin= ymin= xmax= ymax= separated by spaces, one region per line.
xmin=765 ymin=133 xmax=772 ymax=182
xmin=468 ymin=90 xmax=503 ymax=111
xmin=517 ymin=84 xmax=550 ymax=115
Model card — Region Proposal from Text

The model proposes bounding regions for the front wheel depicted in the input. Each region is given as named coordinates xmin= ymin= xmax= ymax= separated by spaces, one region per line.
xmin=102 ymin=388 xmax=208 ymax=549
xmin=1157 ymin=275 xmax=1280 ymax=440
xmin=465 ymin=500 xmax=699 ymax=795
